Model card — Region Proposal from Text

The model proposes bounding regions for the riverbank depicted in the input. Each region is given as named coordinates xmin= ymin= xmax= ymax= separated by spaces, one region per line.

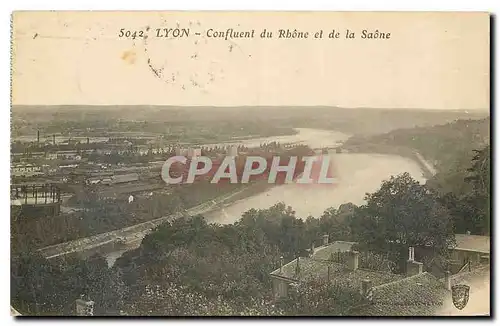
xmin=341 ymin=143 xmax=437 ymax=179
xmin=37 ymin=179 xmax=276 ymax=260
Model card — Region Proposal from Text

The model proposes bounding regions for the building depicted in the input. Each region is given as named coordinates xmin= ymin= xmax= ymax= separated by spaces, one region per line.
xmin=418 ymin=233 xmax=491 ymax=277
xmin=10 ymin=183 xmax=62 ymax=218
xmin=351 ymin=263 xmax=491 ymax=316
xmin=227 ymin=146 xmax=238 ymax=157
xmin=450 ymin=233 xmax=490 ymax=266
xmin=86 ymin=176 xmax=112 ymax=185
xmin=188 ymin=148 xmax=202 ymax=158
xmin=350 ymin=272 xmax=450 ymax=316
xmin=55 ymin=150 xmax=82 ymax=161
xmin=269 ymin=232 xmax=490 ymax=316
xmin=11 ymin=163 xmax=43 ymax=177
xmin=175 ymin=147 xmax=201 ymax=158
xmin=269 ymin=237 xmax=404 ymax=299
xmin=111 ymin=173 xmax=139 ymax=184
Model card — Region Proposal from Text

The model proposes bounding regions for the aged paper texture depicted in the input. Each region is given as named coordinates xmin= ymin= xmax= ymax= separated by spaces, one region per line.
xmin=11 ymin=11 xmax=490 ymax=317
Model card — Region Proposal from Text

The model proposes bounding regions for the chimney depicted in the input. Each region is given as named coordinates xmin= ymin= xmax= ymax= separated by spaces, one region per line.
xmin=311 ymin=242 xmax=315 ymax=254
xmin=295 ymin=257 xmax=301 ymax=277
xmin=87 ymin=137 xmax=90 ymax=144
xmin=75 ymin=295 xmax=94 ymax=316
xmin=279 ymin=256 xmax=284 ymax=273
xmin=361 ymin=279 xmax=373 ymax=297
xmin=37 ymin=130 xmax=40 ymax=144
xmin=346 ymin=250 xmax=359 ymax=271
xmin=444 ymin=271 xmax=451 ymax=290
xmin=322 ymin=234 xmax=329 ymax=246
xmin=406 ymin=247 xmax=423 ymax=276
xmin=52 ymin=134 xmax=56 ymax=145
xmin=408 ymin=246 xmax=415 ymax=261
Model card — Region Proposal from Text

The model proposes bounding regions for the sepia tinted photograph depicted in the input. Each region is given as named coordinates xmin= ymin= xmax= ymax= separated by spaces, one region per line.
xmin=10 ymin=11 xmax=490 ymax=317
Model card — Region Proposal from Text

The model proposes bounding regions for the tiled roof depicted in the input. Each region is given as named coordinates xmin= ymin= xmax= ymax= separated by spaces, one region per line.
xmin=351 ymin=272 xmax=449 ymax=316
xmin=351 ymin=303 xmax=442 ymax=316
xmin=452 ymin=234 xmax=490 ymax=254
xmin=270 ymin=256 xmax=403 ymax=288
xmin=271 ymin=257 xmax=340 ymax=281
xmin=270 ymin=241 xmax=401 ymax=287
xmin=312 ymin=241 xmax=357 ymax=260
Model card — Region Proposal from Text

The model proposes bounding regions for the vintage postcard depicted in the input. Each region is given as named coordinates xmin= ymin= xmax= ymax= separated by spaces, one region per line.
xmin=10 ymin=11 xmax=490 ymax=317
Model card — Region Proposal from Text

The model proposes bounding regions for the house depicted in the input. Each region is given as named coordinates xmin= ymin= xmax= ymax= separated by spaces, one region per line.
xmin=269 ymin=237 xmax=405 ymax=299
xmin=350 ymin=272 xmax=450 ymax=316
xmin=450 ymin=233 xmax=490 ymax=266
xmin=269 ymin=232 xmax=490 ymax=316
xmin=412 ymin=233 xmax=490 ymax=278
xmin=352 ymin=263 xmax=491 ymax=316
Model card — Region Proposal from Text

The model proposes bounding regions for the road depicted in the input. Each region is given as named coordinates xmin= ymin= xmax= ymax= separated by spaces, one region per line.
xmin=414 ymin=151 xmax=437 ymax=176
xmin=37 ymin=188 xmax=246 ymax=259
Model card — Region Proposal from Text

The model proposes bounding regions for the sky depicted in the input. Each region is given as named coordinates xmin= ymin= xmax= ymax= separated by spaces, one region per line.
xmin=11 ymin=11 xmax=490 ymax=110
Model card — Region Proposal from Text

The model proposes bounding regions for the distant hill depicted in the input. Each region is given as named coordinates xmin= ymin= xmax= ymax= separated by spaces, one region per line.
xmin=343 ymin=118 xmax=490 ymax=173
xmin=11 ymin=105 xmax=489 ymax=137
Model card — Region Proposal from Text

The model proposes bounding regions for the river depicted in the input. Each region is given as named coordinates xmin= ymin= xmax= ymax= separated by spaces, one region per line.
xmin=104 ymin=128 xmax=427 ymax=266
xmin=202 ymin=127 xmax=426 ymax=222
xmin=204 ymin=152 xmax=426 ymax=223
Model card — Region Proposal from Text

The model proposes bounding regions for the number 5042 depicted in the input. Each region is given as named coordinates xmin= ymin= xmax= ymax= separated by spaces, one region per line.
xmin=118 ymin=29 xmax=145 ymax=39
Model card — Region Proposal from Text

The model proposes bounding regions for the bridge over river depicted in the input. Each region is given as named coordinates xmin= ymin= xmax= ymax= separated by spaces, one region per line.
xmin=37 ymin=128 xmax=436 ymax=266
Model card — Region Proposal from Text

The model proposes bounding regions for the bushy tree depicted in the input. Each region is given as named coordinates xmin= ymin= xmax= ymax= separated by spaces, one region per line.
xmin=278 ymin=279 xmax=363 ymax=316
xmin=429 ymin=145 xmax=490 ymax=235
xmin=350 ymin=172 xmax=455 ymax=269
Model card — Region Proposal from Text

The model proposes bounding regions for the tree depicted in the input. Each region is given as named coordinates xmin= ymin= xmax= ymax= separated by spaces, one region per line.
xmin=318 ymin=204 xmax=355 ymax=242
xmin=350 ymin=173 xmax=455 ymax=269
xmin=429 ymin=145 xmax=491 ymax=235
xmin=11 ymin=251 xmax=118 ymax=316
xmin=278 ymin=278 xmax=363 ymax=316
xmin=464 ymin=145 xmax=490 ymax=234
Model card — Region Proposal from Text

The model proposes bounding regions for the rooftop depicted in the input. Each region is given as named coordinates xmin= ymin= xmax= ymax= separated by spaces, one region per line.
xmin=351 ymin=272 xmax=449 ymax=316
xmin=271 ymin=242 xmax=404 ymax=288
xmin=312 ymin=241 xmax=357 ymax=260
xmin=452 ymin=234 xmax=490 ymax=254
xmin=271 ymin=257 xmax=403 ymax=287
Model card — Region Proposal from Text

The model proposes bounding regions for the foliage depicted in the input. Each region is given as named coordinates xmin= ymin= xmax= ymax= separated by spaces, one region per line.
xmin=116 ymin=203 xmax=358 ymax=315
xmin=343 ymin=118 xmax=489 ymax=173
xmin=10 ymin=252 xmax=119 ymax=316
xmin=278 ymin=278 xmax=363 ymax=316
xmin=126 ymin=283 xmax=283 ymax=316
xmin=349 ymin=172 xmax=455 ymax=271
xmin=429 ymin=145 xmax=490 ymax=235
